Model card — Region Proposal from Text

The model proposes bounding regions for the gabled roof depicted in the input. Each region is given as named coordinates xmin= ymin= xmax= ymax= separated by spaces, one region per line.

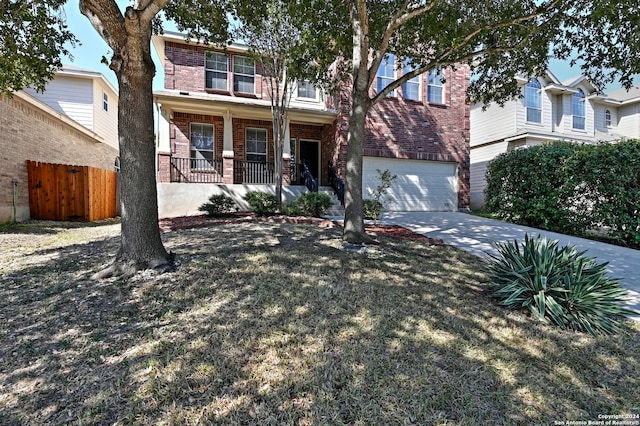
xmin=58 ymin=64 xmax=119 ymax=96
xmin=607 ymin=86 xmax=640 ymax=102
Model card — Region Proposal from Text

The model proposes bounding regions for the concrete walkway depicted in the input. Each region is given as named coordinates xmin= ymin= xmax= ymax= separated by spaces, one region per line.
xmin=382 ymin=211 xmax=640 ymax=319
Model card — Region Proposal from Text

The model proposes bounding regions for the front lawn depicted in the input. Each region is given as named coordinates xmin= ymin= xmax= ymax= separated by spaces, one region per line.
xmin=1 ymin=220 xmax=638 ymax=425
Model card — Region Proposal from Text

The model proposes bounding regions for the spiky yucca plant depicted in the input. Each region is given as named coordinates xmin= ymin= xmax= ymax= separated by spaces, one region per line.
xmin=489 ymin=234 xmax=633 ymax=335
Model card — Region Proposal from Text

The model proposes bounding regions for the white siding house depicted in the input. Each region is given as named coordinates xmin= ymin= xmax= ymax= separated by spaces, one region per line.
xmin=470 ymin=70 xmax=640 ymax=209
xmin=24 ymin=66 xmax=119 ymax=150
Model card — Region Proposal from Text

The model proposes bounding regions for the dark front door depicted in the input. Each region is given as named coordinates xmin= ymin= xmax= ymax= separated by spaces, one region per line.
xmin=299 ymin=140 xmax=320 ymax=181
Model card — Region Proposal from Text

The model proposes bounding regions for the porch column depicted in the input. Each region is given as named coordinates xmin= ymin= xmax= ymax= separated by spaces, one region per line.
xmin=222 ymin=110 xmax=235 ymax=184
xmin=282 ymin=119 xmax=291 ymax=185
xmin=156 ymin=104 xmax=172 ymax=182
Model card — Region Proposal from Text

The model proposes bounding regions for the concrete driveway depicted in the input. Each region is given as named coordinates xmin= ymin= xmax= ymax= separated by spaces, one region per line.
xmin=382 ymin=211 xmax=640 ymax=319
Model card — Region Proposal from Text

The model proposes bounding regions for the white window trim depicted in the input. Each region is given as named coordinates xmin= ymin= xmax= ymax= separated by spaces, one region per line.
xmin=605 ymin=109 xmax=612 ymax=128
xmin=377 ymin=54 xmax=396 ymax=96
xmin=295 ymin=79 xmax=320 ymax=102
xmin=427 ymin=69 xmax=445 ymax=104
xmin=572 ymin=89 xmax=586 ymax=131
xmin=246 ymin=127 xmax=268 ymax=162
xmin=190 ymin=122 xmax=215 ymax=168
xmin=402 ymin=59 xmax=421 ymax=101
xmin=524 ymin=79 xmax=542 ymax=124
xmin=233 ymin=55 xmax=256 ymax=94
xmin=205 ymin=51 xmax=229 ymax=91
xmin=103 ymin=92 xmax=109 ymax=112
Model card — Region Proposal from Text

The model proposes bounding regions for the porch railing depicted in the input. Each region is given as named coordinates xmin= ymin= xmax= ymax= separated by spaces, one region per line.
xmin=170 ymin=157 xmax=224 ymax=183
xmin=328 ymin=163 xmax=345 ymax=206
xmin=234 ymin=160 xmax=275 ymax=184
xmin=301 ymin=161 xmax=318 ymax=192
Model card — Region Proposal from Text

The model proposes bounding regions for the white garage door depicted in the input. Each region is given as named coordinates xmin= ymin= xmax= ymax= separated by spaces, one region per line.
xmin=363 ymin=157 xmax=458 ymax=211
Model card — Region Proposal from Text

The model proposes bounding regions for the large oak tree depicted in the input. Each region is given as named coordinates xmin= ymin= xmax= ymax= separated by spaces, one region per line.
xmin=1 ymin=0 xmax=231 ymax=277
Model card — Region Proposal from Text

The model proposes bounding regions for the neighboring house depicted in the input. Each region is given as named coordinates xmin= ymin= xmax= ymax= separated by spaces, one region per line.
xmin=470 ymin=70 xmax=640 ymax=209
xmin=153 ymin=31 xmax=470 ymax=218
xmin=0 ymin=66 xmax=119 ymax=222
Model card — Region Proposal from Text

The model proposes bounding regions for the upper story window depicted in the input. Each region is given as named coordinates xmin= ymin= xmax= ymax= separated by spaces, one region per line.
xmin=402 ymin=59 xmax=420 ymax=101
xmin=103 ymin=93 xmax=109 ymax=111
xmin=190 ymin=123 xmax=215 ymax=168
xmin=205 ymin=51 xmax=228 ymax=91
xmin=525 ymin=78 xmax=542 ymax=123
xmin=246 ymin=128 xmax=267 ymax=162
xmin=605 ymin=109 xmax=612 ymax=127
xmin=377 ymin=54 xmax=396 ymax=96
xmin=572 ymin=89 xmax=586 ymax=130
xmin=427 ymin=68 xmax=444 ymax=104
xmin=233 ymin=56 xmax=255 ymax=94
xmin=297 ymin=80 xmax=317 ymax=99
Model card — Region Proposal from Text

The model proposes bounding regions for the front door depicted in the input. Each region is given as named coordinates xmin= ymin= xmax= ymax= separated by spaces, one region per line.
xmin=299 ymin=140 xmax=320 ymax=181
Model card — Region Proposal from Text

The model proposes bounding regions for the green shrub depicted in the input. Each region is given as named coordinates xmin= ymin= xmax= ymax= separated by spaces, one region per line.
xmin=293 ymin=192 xmax=333 ymax=217
xmin=484 ymin=139 xmax=640 ymax=247
xmin=244 ymin=191 xmax=278 ymax=216
xmin=198 ymin=194 xmax=236 ymax=217
xmin=363 ymin=199 xmax=383 ymax=220
xmin=484 ymin=141 xmax=581 ymax=233
xmin=489 ymin=234 xmax=633 ymax=335
xmin=281 ymin=202 xmax=303 ymax=216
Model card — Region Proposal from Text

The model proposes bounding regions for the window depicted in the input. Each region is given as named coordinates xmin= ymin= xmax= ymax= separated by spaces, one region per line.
xmin=402 ymin=59 xmax=420 ymax=101
xmin=233 ymin=56 xmax=255 ymax=94
xmin=103 ymin=93 xmax=108 ymax=111
xmin=605 ymin=109 xmax=612 ymax=127
xmin=205 ymin=51 xmax=228 ymax=91
xmin=525 ymin=78 xmax=542 ymax=123
xmin=572 ymin=89 xmax=586 ymax=130
xmin=427 ymin=68 xmax=444 ymax=103
xmin=376 ymin=54 xmax=395 ymax=95
xmin=190 ymin=123 xmax=215 ymax=168
xmin=297 ymin=80 xmax=317 ymax=99
xmin=246 ymin=128 xmax=267 ymax=162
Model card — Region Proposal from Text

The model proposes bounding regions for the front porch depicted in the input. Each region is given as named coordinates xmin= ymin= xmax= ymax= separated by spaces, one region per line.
xmin=166 ymin=156 xmax=302 ymax=185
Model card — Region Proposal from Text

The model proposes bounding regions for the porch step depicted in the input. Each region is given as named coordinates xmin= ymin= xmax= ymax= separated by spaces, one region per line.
xmin=319 ymin=186 xmax=344 ymax=218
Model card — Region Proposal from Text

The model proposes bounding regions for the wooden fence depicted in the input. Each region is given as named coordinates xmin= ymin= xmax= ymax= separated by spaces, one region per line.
xmin=27 ymin=161 xmax=118 ymax=221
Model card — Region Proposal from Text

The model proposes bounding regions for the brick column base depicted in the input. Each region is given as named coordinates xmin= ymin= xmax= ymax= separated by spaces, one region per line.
xmin=158 ymin=152 xmax=171 ymax=182
xmin=223 ymin=155 xmax=234 ymax=184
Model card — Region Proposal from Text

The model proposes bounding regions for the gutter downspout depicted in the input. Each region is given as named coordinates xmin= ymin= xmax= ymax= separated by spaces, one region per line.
xmin=11 ymin=180 xmax=18 ymax=224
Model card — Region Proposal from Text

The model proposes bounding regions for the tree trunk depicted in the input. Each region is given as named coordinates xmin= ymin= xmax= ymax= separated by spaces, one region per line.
xmin=343 ymin=88 xmax=370 ymax=243
xmin=93 ymin=13 xmax=170 ymax=278
xmin=343 ymin=1 xmax=372 ymax=244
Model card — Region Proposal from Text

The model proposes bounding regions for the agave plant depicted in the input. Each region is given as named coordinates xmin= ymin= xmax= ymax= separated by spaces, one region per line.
xmin=488 ymin=234 xmax=633 ymax=335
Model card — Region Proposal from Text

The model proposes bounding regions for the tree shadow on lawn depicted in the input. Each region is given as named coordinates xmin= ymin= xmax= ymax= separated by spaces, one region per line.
xmin=0 ymin=222 xmax=638 ymax=425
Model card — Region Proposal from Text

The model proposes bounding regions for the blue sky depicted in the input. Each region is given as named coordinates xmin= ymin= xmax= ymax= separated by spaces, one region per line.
xmin=61 ymin=3 xmax=627 ymax=95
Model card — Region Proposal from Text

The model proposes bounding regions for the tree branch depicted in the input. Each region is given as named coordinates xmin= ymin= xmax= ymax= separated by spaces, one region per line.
xmin=138 ymin=0 xmax=170 ymax=25
xmin=79 ymin=0 xmax=126 ymax=50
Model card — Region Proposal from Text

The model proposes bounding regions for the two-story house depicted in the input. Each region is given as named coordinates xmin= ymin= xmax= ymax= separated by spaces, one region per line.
xmin=0 ymin=66 xmax=119 ymax=222
xmin=152 ymin=31 xmax=470 ymax=218
xmin=469 ymin=70 xmax=640 ymax=209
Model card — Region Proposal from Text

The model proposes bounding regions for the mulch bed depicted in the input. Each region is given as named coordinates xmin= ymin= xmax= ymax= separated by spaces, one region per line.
xmin=158 ymin=213 xmax=443 ymax=244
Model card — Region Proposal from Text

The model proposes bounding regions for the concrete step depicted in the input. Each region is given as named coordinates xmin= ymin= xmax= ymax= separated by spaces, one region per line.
xmin=318 ymin=186 xmax=344 ymax=216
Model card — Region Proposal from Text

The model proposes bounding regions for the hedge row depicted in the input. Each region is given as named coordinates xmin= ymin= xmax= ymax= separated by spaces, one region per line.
xmin=485 ymin=140 xmax=640 ymax=248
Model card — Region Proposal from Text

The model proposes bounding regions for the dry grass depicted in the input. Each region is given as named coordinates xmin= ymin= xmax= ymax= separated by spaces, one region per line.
xmin=0 ymin=220 xmax=639 ymax=425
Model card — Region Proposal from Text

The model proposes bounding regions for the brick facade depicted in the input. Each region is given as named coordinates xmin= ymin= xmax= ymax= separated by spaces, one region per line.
xmin=157 ymin=38 xmax=470 ymax=209
xmin=0 ymin=94 xmax=119 ymax=222
xmin=164 ymin=42 xmax=267 ymax=99
xmin=365 ymin=66 xmax=470 ymax=208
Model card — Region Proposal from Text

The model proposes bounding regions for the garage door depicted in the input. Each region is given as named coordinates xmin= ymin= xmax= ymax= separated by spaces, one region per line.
xmin=362 ymin=157 xmax=458 ymax=211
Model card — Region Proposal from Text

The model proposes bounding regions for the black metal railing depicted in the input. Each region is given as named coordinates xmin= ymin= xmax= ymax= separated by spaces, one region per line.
xmin=301 ymin=161 xmax=318 ymax=192
xmin=234 ymin=160 xmax=275 ymax=184
xmin=328 ymin=163 xmax=345 ymax=206
xmin=170 ymin=157 xmax=224 ymax=183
